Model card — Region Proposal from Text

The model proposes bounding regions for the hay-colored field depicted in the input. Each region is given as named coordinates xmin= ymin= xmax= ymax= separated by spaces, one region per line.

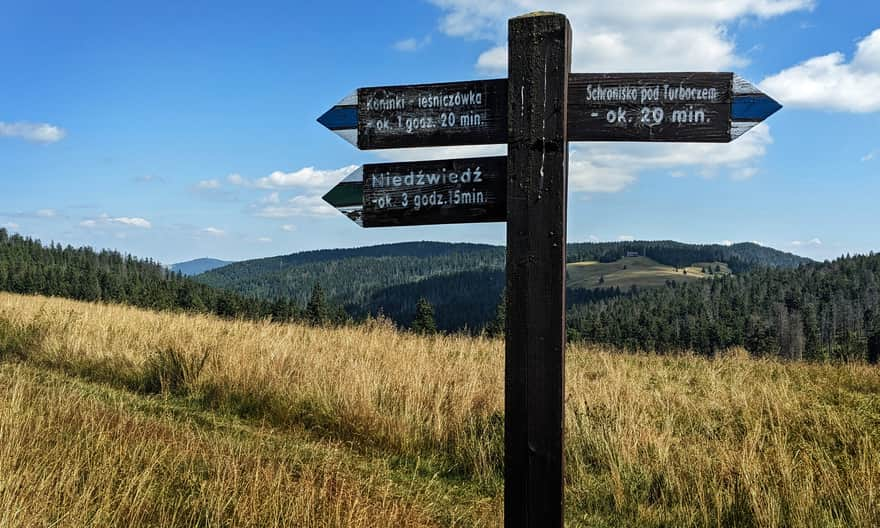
xmin=566 ymin=256 xmax=731 ymax=290
xmin=0 ymin=292 xmax=878 ymax=527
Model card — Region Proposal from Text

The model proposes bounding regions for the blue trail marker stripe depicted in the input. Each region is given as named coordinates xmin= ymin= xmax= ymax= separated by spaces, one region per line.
xmin=732 ymin=96 xmax=782 ymax=122
xmin=317 ymin=106 xmax=357 ymax=131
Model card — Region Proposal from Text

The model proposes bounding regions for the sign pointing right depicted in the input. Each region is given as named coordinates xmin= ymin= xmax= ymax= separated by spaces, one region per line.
xmin=567 ymin=72 xmax=781 ymax=142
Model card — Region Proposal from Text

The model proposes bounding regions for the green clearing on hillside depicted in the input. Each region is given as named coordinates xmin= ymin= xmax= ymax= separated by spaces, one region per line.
xmin=566 ymin=256 xmax=731 ymax=291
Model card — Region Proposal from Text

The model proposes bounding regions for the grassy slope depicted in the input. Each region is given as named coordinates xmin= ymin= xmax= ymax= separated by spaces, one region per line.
xmin=1 ymin=292 xmax=878 ymax=527
xmin=567 ymin=256 xmax=731 ymax=290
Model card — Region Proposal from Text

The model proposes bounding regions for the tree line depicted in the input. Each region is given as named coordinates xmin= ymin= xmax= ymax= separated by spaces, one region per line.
xmin=567 ymin=253 xmax=880 ymax=362
xmin=0 ymin=229 xmax=346 ymax=325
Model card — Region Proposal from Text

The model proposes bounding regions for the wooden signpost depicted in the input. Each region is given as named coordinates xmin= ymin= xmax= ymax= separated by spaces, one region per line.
xmin=317 ymin=11 xmax=781 ymax=527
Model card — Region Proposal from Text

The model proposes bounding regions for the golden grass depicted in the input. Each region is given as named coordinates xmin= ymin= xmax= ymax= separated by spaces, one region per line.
xmin=0 ymin=364 xmax=442 ymax=527
xmin=1 ymin=292 xmax=878 ymax=527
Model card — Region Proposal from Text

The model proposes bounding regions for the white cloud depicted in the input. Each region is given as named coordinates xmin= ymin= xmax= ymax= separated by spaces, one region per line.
xmin=230 ymin=166 xmax=359 ymax=190
xmin=257 ymin=237 xmax=273 ymax=243
xmin=618 ymin=234 xmax=635 ymax=241
xmin=377 ymin=126 xmax=771 ymax=194
xmin=862 ymin=150 xmax=877 ymax=162
xmin=0 ymin=121 xmax=66 ymax=143
xmin=791 ymin=238 xmax=822 ymax=247
xmin=720 ymin=240 xmax=734 ymax=246
xmin=2 ymin=222 xmax=19 ymax=230
xmin=419 ymin=2 xmax=793 ymax=193
xmin=253 ymin=195 xmax=337 ymax=218
xmin=36 ymin=209 xmax=56 ymax=218
xmin=760 ymin=29 xmax=880 ymax=112
xmin=80 ymin=214 xmax=151 ymax=229
xmin=568 ymin=123 xmax=773 ymax=192
xmin=588 ymin=234 xmax=600 ymax=242
xmin=731 ymin=167 xmax=759 ymax=181
xmin=135 ymin=175 xmax=163 ymax=183
xmin=281 ymin=224 xmax=297 ymax=232
xmin=196 ymin=179 xmax=221 ymax=190
xmin=261 ymin=192 xmax=281 ymax=204
xmin=393 ymin=36 xmax=431 ymax=52
xmin=110 ymin=217 xmax=151 ymax=229
xmin=431 ymin=0 xmax=813 ymax=73
xmin=201 ymin=227 xmax=226 ymax=237
xmin=476 ymin=46 xmax=508 ymax=74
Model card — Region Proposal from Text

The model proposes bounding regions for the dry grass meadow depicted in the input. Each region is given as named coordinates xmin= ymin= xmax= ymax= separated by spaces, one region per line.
xmin=0 ymin=291 xmax=878 ymax=527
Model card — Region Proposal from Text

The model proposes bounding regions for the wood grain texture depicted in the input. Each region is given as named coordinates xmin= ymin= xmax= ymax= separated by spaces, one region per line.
xmin=505 ymin=12 xmax=570 ymax=528
xmin=361 ymin=157 xmax=506 ymax=228
xmin=357 ymin=80 xmax=507 ymax=150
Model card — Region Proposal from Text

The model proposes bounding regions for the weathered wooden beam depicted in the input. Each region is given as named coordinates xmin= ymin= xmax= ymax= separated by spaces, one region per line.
xmin=505 ymin=11 xmax=570 ymax=528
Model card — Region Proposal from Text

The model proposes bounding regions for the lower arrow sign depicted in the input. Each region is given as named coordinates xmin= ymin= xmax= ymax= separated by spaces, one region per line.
xmin=322 ymin=156 xmax=507 ymax=228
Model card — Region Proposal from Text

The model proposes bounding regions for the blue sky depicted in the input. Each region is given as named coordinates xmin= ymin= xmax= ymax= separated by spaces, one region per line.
xmin=2 ymin=0 xmax=878 ymax=264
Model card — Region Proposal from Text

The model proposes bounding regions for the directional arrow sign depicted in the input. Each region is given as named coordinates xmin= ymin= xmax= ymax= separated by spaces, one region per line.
xmin=318 ymin=79 xmax=508 ymax=150
xmin=322 ymin=156 xmax=506 ymax=228
xmin=567 ymin=72 xmax=781 ymax=142
xmin=317 ymin=73 xmax=780 ymax=147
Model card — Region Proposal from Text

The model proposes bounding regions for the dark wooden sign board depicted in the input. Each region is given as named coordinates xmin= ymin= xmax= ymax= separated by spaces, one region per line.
xmin=318 ymin=74 xmax=780 ymax=148
xmin=322 ymin=156 xmax=507 ymax=228
xmin=317 ymin=11 xmax=782 ymax=528
xmin=358 ymin=81 xmax=508 ymax=150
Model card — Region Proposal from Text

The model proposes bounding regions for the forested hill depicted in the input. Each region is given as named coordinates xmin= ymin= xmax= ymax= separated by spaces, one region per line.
xmin=569 ymin=253 xmax=880 ymax=362
xmin=567 ymin=241 xmax=810 ymax=272
xmin=195 ymin=240 xmax=810 ymax=330
xmin=0 ymin=229 xmax=300 ymax=322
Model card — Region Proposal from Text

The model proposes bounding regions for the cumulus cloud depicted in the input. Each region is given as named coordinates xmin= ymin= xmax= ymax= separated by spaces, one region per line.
xmin=720 ymin=240 xmax=735 ymax=246
xmin=393 ymin=35 xmax=432 ymax=51
xmin=110 ymin=217 xmax=152 ymax=228
xmin=791 ymin=238 xmax=822 ymax=247
xmin=418 ymin=1 xmax=796 ymax=193
xmin=196 ymin=179 xmax=221 ymax=190
xmin=80 ymin=214 xmax=152 ymax=229
xmin=281 ymin=224 xmax=297 ymax=232
xmin=0 ymin=121 xmax=66 ymax=143
xmin=618 ymin=235 xmax=636 ymax=241
xmin=760 ymin=29 xmax=880 ymax=112
xmin=430 ymin=0 xmax=813 ymax=73
xmin=36 ymin=209 xmax=56 ymax=218
xmin=134 ymin=175 xmax=164 ymax=183
xmin=230 ymin=166 xmax=359 ymax=189
xmin=376 ymin=125 xmax=770 ymax=194
xmin=201 ymin=227 xmax=226 ymax=237
xmin=3 ymin=222 xmax=20 ymax=230
xmin=568 ymin=123 xmax=773 ymax=192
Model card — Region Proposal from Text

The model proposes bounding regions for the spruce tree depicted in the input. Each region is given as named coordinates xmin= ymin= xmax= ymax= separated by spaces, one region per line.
xmin=487 ymin=290 xmax=506 ymax=337
xmin=306 ymin=283 xmax=329 ymax=326
xmin=412 ymin=297 xmax=437 ymax=335
xmin=867 ymin=310 xmax=880 ymax=364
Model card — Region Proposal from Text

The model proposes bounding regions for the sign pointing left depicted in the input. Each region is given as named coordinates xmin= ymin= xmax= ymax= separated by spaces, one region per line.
xmin=317 ymin=79 xmax=509 ymax=150
xmin=322 ymin=156 xmax=507 ymax=228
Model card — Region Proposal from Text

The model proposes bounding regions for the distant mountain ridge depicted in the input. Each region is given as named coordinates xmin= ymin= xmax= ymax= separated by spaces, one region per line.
xmin=170 ymin=258 xmax=234 ymax=276
xmin=194 ymin=240 xmax=812 ymax=331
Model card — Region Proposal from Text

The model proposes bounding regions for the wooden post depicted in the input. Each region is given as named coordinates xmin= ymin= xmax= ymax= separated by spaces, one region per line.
xmin=505 ymin=11 xmax=571 ymax=528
